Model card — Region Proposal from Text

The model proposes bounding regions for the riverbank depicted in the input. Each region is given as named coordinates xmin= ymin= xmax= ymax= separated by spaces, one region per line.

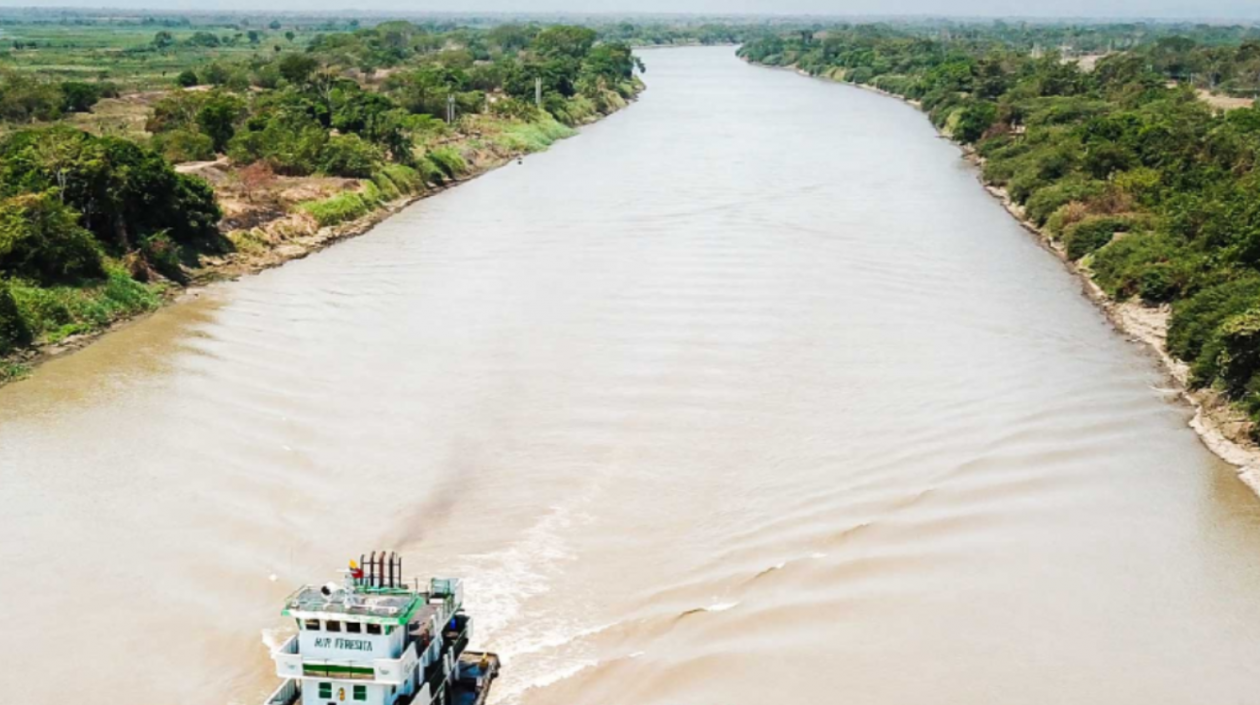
xmin=0 ymin=85 xmax=644 ymax=387
xmin=749 ymin=57 xmax=1260 ymax=489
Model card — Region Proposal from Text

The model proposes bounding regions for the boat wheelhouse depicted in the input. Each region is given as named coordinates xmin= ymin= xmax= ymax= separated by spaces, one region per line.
xmin=262 ymin=552 xmax=499 ymax=705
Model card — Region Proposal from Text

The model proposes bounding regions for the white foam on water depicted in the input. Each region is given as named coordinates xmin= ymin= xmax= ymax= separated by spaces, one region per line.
xmin=260 ymin=627 xmax=289 ymax=652
xmin=457 ymin=502 xmax=577 ymax=640
xmin=705 ymin=600 xmax=740 ymax=613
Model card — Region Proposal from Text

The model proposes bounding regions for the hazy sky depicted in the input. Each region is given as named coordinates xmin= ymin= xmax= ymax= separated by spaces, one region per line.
xmin=1 ymin=0 xmax=1258 ymax=19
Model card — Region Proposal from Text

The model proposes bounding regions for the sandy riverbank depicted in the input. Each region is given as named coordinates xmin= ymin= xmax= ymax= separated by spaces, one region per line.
xmin=753 ymin=58 xmax=1260 ymax=490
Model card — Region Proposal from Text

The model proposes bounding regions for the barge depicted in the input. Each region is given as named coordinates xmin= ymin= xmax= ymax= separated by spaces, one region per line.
xmin=262 ymin=552 xmax=499 ymax=705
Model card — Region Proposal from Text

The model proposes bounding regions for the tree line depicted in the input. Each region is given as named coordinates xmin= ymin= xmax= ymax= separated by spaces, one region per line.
xmin=741 ymin=25 xmax=1260 ymax=437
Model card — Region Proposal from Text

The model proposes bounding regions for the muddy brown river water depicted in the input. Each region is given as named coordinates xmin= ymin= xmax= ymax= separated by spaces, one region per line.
xmin=4 ymin=47 xmax=1260 ymax=705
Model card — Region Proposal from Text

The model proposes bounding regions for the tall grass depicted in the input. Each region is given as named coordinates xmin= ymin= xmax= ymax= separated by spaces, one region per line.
xmin=298 ymin=191 xmax=372 ymax=228
xmin=492 ymin=117 xmax=576 ymax=153
xmin=3 ymin=264 xmax=162 ymax=349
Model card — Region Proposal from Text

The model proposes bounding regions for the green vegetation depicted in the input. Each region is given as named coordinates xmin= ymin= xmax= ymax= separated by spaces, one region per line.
xmin=740 ymin=26 xmax=1260 ymax=436
xmin=0 ymin=13 xmax=646 ymax=362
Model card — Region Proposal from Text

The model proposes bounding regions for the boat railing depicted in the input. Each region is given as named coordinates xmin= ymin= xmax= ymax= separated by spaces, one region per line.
xmin=261 ymin=678 xmax=300 ymax=705
xmin=272 ymin=635 xmax=303 ymax=680
xmin=418 ymin=634 xmax=443 ymax=669
xmin=372 ymin=641 xmax=419 ymax=684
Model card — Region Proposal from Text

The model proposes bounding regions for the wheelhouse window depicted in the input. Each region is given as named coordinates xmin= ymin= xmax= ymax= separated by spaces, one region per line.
xmin=326 ymin=620 xmax=342 ymax=632
xmin=304 ymin=619 xmax=320 ymax=631
xmin=353 ymin=685 xmax=367 ymax=701
xmin=346 ymin=621 xmax=362 ymax=634
xmin=318 ymin=682 xmax=332 ymax=699
xmin=366 ymin=623 xmax=382 ymax=635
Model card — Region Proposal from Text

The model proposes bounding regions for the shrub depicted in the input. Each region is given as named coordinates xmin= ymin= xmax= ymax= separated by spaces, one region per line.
xmin=1169 ymin=277 xmax=1260 ymax=368
xmin=426 ymin=146 xmax=467 ymax=178
xmin=372 ymin=172 xmax=401 ymax=201
xmin=59 ymin=81 xmax=103 ymax=113
xmin=299 ymin=192 xmax=370 ymax=227
xmin=319 ymin=134 xmax=383 ymax=178
xmin=1063 ymin=215 xmax=1133 ymax=261
xmin=0 ymin=192 xmax=104 ymax=285
xmin=152 ymin=129 xmax=215 ymax=163
xmin=175 ymin=69 xmax=200 ymax=88
xmin=140 ymin=232 xmax=185 ymax=283
xmin=0 ymin=279 xmax=31 ymax=354
xmin=358 ymin=180 xmax=383 ymax=208
xmin=954 ymin=101 xmax=998 ymax=143
xmin=1212 ymin=308 xmax=1260 ymax=399
xmin=1091 ymin=232 xmax=1199 ymax=303
xmin=380 ymin=164 xmax=422 ymax=194
xmin=228 ymin=108 xmax=328 ymax=176
xmin=1023 ymin=178 xmax=1105 ymax=226
xmin=6 ymin=266 xmax=160 ymax=345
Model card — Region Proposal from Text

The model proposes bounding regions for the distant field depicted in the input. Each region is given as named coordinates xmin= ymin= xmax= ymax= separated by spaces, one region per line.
xmin=0 ymin=22 xmax=323 ymax=90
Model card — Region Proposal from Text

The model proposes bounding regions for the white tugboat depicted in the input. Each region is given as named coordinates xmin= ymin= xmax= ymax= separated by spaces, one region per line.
xmin=262 ymin=552 xmax=500 ymax=705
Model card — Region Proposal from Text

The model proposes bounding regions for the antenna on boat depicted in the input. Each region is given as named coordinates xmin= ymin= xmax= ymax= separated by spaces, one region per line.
xmin=388 ymin=551 xmax=395 ymax=588
xmin=369 ymin=551 xmax=377 ymax=588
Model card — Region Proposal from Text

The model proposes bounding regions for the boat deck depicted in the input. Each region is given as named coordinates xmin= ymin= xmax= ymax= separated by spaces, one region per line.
xmin=453 ymin=651 xmax=501 ymax=705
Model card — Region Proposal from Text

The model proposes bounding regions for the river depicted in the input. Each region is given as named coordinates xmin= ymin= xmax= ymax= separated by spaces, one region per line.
xmin=4 ymin=46 xmax=1260 ymax=705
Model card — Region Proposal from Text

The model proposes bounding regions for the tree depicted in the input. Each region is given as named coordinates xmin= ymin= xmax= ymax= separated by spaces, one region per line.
xmin=0 ymin=126 xmax=222 ymax=251
xmin=187 ymin=31 xmax=221 ymax=48
xmin=196 ymin=92 xmax=246 ymax=153
xmin=153 ymin=31 xmax=175 ymax=50
xmin=318 ymin=133 xmax=383 ymax=177
xmin=285 ymin=31 xmax=296 ymax=42
xmin=0 ymin=69 xmax=64 ymax=122
xmin=269 ymin=20 xmax=283 ymax=31
xmin=0 ymin=191 xmax=104 ymax=285
xmin=278 ymin=53 xmax=318 ymax=85
xmin=203 ymin=63 xmax=230 ymax=86
xmin=59 ymin=81 xmax=102 ymax=113
xmin=531 ymin=26 xmax=596 ymax=60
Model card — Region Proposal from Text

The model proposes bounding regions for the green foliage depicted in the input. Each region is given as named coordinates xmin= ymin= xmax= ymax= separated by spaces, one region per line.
xmin=299 ymin=191 xmax=371 ymax=227
xmin=0 ymin=279 xmax=32 ymax=355
xmin=491 ymin=116 xmax=576 ymax=153
xmin=379 ymin=164 xmax=422 ymax=194
xmin=152 ymin=129 xmax=215 ymax=163
xmin=1023 ymin=178 xmax=1104 ymax=226
xmin=7 ymin=265 xmax=161 ymax=346
xmin=954 ymin=101 xmax=998 ymax=142
xmin=0 ymin=69 xmax=63 ymax=122
xmin=0 ymin=191 xmax=104 ymax=285
xmin=1091 ymin=232 xmax=1199 ymax=303
xmin=425 ymin=146 xmax=467 ymax=178
xmin=1063 ymin=215 xmax=1134 ymax=261
xmin=1212 ymin=308 xmax=1260 ymax=402
xmin=196 ymin=92 xmax=245 ymax=153
xmin=278 ymin=53 xmax=318 ymax=85
xmin=59 ymin=81 xmax=105 ymax=113
xmin=372 ymin=171 xmax=402 ymax=201
xmin=228 ymin=106 xmax=328 ymax=175
xmin=140 ymin=232 xmax=185 ymax=282
xmin=319 ymin=134 xmax=384 ymax=178
xmin=1168 ymin=278 xmax=1260 ymax=373
xmin=0 ymin=126 xmax=223 ymax=250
